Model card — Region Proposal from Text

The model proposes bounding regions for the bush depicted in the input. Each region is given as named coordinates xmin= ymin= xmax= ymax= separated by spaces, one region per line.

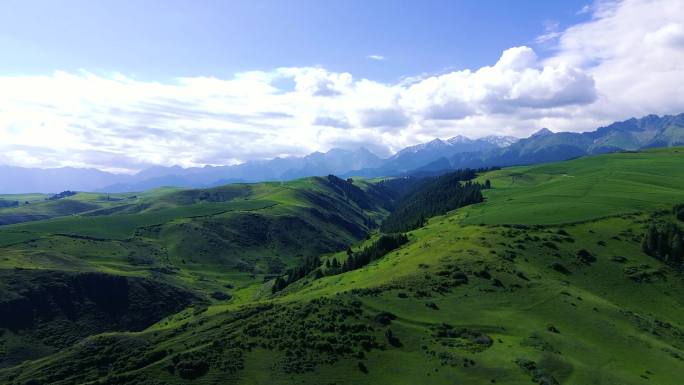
xmin=550 ymin=263 xmax=571 ymax=275
xmin=577 ymin=249 xmax=596 ymax=264
xmin=173 ymin=353 xmax=210 ymax=379
xmin=385 ymin=329 xmax=402 ymax=347
xmin=674 ymin=204 xmax=684 ymax=222
xmin=374 ymin=312 xmax=397 ymax=325
xmin=211 ymin=291 xmax=232 ymax=301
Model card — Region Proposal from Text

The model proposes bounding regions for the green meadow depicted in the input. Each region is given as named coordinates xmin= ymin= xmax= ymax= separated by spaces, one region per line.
xmin=467 ymin=148 xmax=684 ymax=225
xmin=3 ymin=199 xmax=277 ymax=239
xmin=1 ymin=149 xmax=684 ymax=384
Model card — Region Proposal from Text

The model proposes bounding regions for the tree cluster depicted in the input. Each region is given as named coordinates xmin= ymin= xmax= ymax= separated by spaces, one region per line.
xmin=380 ymin=169 xmax=488 ymax=233
xmin=272 ymin=234 xmax=408 ymax=293
xmin=325 ymin=233 xmax=409 ymax=275
xmin=370 ymin=177 xmax=423 ymax=211
xmin=0 ymin=198 xmax=19 ymax=208
xmin=326 ymin=175 xmax=373 ymax=209
xmin=674 ymin=203 xmax=684 ymax=222
xmin=48 ymin=190 xmax=77 ymax=200
xmin=272 ymin=255 xmax=322 ymax=293
xmin=643 ymin=221 xmax=684 ymax=267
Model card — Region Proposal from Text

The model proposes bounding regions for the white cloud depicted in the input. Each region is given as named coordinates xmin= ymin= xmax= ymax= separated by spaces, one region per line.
xmin=400 ymin=46 xmax=596 ymax=119
xmin=534 ymin=20 xmax=562 ymax=44
xmin=277 ymin=67 xmax=352 ymax=96
xmin=0 ymin=0 xmax=682 ymax=172
xmin=367 ymin=54 xmax=386 ymax=61
xmin=546 ymin=0 xmax=684 ymax=121
xmin=644 ymin=23 xmax=684 ymax=49
xmin=577 ymin=4 xmax=592 ymax=15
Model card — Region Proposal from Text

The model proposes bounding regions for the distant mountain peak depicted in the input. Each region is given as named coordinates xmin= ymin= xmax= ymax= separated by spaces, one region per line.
xmin=322 ymin=148 xmax=346 ymax=155
xmin=353 ymin=146 xmax=377 ymax=155
xmin=531 ymin=128 xmax=553 ymax=137
xmin=447 ymin=135 xmax=472 ymax=144
xmin=427 ymin=138 xmax=446 ymax=146
xmin=479 ymin=135 xmax=519 ymax=147
xmin=322 ymin=147 xmax=381 ymax=161
xmin=396 ymin=138 xmax=446 ymax=156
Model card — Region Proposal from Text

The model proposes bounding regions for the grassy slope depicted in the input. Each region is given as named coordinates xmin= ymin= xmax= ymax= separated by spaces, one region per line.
xmin=466 ymin=147 xmax=684 ymax=225
xmin=0 ymin=178 xmax=378 ymax=278
xmin=0 ymin=177 xmax=386 ymax=373
xmin=2 ymin=149 xmax=684 ymax=384
xmin=0 ymin=192 xmax=139 ymax=226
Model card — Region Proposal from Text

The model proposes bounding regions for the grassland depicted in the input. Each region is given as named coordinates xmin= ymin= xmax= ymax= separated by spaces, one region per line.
xmin=1 ymin=149 xmax=684 ymax=384
xmin=466 ymin=147 xmax=684 ymax=225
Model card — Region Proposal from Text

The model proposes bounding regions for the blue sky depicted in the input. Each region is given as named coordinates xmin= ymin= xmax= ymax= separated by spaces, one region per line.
xmin=1 ymin=0 xmax=587 ymax=82
xmin=0 ymin=0 xmax=683 ymax=172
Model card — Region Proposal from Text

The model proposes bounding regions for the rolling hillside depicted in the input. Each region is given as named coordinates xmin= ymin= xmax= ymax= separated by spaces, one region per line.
xmin=465 ymin=147 xmax=684 ymax=224
xmin=0 ymin=175 xmax=391 ymax=371
xmin=1 ymin=149 xmax=684 ymax=384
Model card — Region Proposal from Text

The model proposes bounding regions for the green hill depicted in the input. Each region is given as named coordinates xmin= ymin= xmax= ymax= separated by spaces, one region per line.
xmin=465 ymin=147 xmax=684 ymax=225
xmin=2 ymin=149 xmax=684 ymax=384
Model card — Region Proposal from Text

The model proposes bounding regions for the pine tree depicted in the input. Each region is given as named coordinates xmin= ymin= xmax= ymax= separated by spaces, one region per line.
xmin=643 ymin=223 xmax=659 ymax=255
xmin=343 ymin=256 xmax=353 ymax=272
xmin=272 ymin=277 xmax=287 ymax=293
xmin=670 ymin=232 xmax=683 ymax=266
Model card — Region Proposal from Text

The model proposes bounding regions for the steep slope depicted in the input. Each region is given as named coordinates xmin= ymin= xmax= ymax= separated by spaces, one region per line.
xmin=0 ymin=177 xmax=387 ymax=277
xmin=0 ymin=176 xmax=392 ymax=369
xmin=0 ymin=270 xmax=198 ymax=368
xmin=3 ymin=148 xmax=683 ymax=384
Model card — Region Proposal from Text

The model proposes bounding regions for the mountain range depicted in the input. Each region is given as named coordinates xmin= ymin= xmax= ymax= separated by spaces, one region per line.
xmin=353 ymin=113 xmax=684 ymax=176
xmin=1 ymin=113 xmax=683 ymax=193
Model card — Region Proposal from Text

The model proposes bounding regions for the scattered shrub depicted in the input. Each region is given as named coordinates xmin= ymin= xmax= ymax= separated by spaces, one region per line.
xmin=211 ymin=291 xmax=232 ymax=301
xmin=550 ymin=263 xmax=571 ymax=275
xmin=577 ymin=249 xmax=596 ymax=264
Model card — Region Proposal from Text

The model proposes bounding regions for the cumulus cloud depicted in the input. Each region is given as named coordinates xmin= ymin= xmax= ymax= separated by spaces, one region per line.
xmin=400 ymin=46 xmax=596 ymax=119
xmin=546 ymin=0 xmax=684 ymax=121
xmin=644 ymin=23 xmax=684 ymax=49
xmin=367 ymin=54 xmax=386 ymax=61
xmin=0 ymin=0 xmax=683 ymax=171
xmin=277 ymin=67 xmax=351 ymax=96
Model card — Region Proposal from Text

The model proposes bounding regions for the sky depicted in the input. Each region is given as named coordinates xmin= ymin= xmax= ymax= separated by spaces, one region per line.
xmin=0 ymin=0 xmax=683 ymax=173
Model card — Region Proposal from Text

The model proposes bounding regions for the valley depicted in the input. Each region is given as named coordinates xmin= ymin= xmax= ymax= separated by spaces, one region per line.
xmin=1 ymin=148 xmax=684 ymax=384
